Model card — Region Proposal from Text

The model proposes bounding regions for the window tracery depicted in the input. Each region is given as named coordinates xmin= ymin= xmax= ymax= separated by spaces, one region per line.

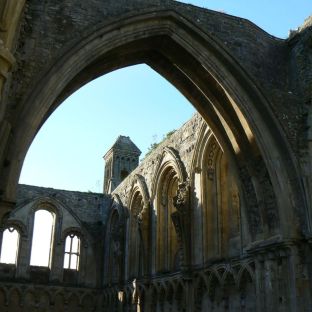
xmin=63 ymin=234 xmax=80 ymax=270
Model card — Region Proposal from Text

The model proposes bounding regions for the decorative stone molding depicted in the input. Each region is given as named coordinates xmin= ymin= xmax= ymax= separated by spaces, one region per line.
xmin=173 ymin=180 xmax=190 ymax=214
xmin=0 ymin=39 xmax=14 ymax=77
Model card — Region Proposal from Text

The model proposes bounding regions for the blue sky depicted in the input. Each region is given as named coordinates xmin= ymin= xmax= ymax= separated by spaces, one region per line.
xmin=19 ymin=1 xmax=312 ymax=192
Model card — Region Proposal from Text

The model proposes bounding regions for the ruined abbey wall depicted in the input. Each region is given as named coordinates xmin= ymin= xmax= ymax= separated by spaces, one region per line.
xmin=0 ymin=1 xmax=311 ymax=311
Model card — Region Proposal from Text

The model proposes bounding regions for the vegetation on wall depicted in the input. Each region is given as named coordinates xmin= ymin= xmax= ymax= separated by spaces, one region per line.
xmin=145 ymin=130 xmax=176 ymax=157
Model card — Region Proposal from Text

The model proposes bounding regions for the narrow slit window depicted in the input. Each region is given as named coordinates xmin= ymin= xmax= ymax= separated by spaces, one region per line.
xmin=63 ymin=234 xmax=80 ymax=270
xmin=30 ymin=209 xmax=55 ymax=267
xmin=0 ymin=227 xmax=19 ymax=264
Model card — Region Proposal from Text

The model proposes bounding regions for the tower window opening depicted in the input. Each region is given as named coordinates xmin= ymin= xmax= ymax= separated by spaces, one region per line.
xmin=120 ymin=169 xmax=129 ymax=181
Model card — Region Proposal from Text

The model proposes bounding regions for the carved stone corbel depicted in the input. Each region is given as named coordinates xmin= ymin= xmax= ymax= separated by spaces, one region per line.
xmin=172 ymin=180 xmax=192 ymax=277
xmin=173 ymin=180 xmax=190 ymax=214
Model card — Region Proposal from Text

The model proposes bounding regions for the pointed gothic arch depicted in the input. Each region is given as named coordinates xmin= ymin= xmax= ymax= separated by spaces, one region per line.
xmin=0 ymin=7 xmax=306 ymax=242
xmin=104 ymin=195 xmax=127 ymax=286
xmin=126 ymin=174 xmax=150 ymax=280
xmin=191 ymin=122 xmax=242 ymax=263
xmin=151 ymin=147 xmax=187 ymax=273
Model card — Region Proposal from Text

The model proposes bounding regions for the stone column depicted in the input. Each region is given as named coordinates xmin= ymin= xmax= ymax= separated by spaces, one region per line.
xmin=49 ymin=241 xmax=64 ymax=283
xmin=263 ymin=253 xmax=278 ymax=310
xmin=0 ymin=0 xmax=25 ymax=224
xmin=254 ymin=255 xmax=265 ymax=312
xmin=144 ymin=285 xmax=155 ymax=312
xmin=15 ymin=235 xmax=30 ymax=279
xmin=185 ymin=279 xmax=194 ymax=312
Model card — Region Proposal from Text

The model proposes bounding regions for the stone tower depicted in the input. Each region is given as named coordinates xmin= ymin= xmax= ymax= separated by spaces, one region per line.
xmin=103 ymin=136 xmax=141 ymax=194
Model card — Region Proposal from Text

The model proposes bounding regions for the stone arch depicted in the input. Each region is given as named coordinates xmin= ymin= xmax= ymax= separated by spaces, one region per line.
xmin=126 ymin=174 xmax=150 ymax=280
xmin=81 ymin=293 xmax=96 ymax=310
xmin=37 ymin=289 xmax=50 ymax=310
xmin=165 ymin=281 xmax=174 ymax=307
xmin=123 ymin=285 xmax=133 ymax=312
xmin=28 ymin=197 xmax=63 ymax=221
xmin=0 ymin=221 xmax=22 ymax=266
xmin=23 ymin=289 xmax=37 ymax=311
xmin=152 ymin=148 xmax=187 ymax=273
xmin=237 ymin=266 xmax=256 ymax=310
xmin=27 ymin=201 xmax=59 ymax=269
xmin=221 ymin=269 xmax=237 ymax=286
xmin=151 ymin=147 xmax=187 ymax=198
xmin=174 ymin=280 xmax=186 ymax=311
xmin=8 ymin=287 xmax=22 ymax=311
xmin=127 ymin=174 xmax=150 ymax=210
xmin=192 ymin=122 xmax=243 ymax=264
xmin=26 ymin=198 xmax=63 ymax=248
xmin=237 ymin=263 xmax=255 ymax=286
xmin=67 ymin=292 xmax=81 ymax=311
xmin=53 ymin=292 xmax=65 ymax=312
xmin=61 ymin=226 xmax=85 ymax=243
xmin=194 ymin=273 xmax=210 ymax=312
xmin=61 ymin=228 xmax=84 ymax=283
xmin=14 ymin=195 xmax=89 ymax=242
xmin=0 ymin=6 xmax=305 ymax=241
xmin=157 ymin=284 xmax=167 ymax=309
xmin=136 ymin=283 xmax=146 ymax=312
xmin=2 ymin=218 xmax=27 ymax=238
xmin=104 ymin=196 xmax=126 ymax=286
xmin=207 ymin=271 xmax=222 ymax=302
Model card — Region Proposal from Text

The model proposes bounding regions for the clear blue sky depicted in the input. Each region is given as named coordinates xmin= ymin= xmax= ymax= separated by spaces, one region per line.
xmin=19 ymin=0 xmax=312 ymax=192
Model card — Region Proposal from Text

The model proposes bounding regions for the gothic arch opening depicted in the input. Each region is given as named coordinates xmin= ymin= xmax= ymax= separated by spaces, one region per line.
xmin=1 ymin=10 xmax=305 ymax=242
xmin=0 ymin=2 xmax=311 ymax=310
xmin=191 ymin=124 xmax=242 ymax=264
xmin=128 ymin=191 xmax=145 ymax=279
xmin=155 ymin=166 xmax=179 ymax=273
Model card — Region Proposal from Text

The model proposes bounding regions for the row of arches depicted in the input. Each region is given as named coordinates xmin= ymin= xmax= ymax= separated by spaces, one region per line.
xmin=104 ymin=121 xmax=243 ymax=288
xmin=0 ymin=3 xmax=305 ymax=246
xmin=0 ymin=199 xmax=89 ymax=285
xmin=0 ymin=286 xmax=97 ymax=311
xmin=0 ymin=2 xmax=309 ymax=311
xmin=101 ymin=262 xmax=256 ymax=312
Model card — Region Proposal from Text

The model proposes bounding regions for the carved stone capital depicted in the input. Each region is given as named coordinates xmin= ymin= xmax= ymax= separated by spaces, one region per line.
xmin=173 ymin=180 xmax=190 ymax=213
xmin=194 ymin=166 xmax=201 ymax=174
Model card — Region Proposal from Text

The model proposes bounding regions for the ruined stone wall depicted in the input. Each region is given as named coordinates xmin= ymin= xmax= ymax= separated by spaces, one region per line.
xmin=0 ymin=1 xmax=311 ymax=310
xmin=16 ymin=184 xmax=110 ymax=227
xmin=0 ymin=185 xmax=110 ymax=297
xmin=113 ymin=113 xmax=203 ymax=202
xmin=0 ymin=0 xmax=309 ymax=242
xmin=0 ymin=113 xmax=310 ymax=311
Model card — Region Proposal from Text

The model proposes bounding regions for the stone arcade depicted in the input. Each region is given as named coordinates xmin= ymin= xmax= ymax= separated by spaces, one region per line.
xmin=0 ymin=0 xmax=311 ymax=311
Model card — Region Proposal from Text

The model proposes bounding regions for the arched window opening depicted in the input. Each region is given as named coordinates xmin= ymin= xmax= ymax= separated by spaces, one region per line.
xmin=108 ymin=211 xmax=123 ymax=285
xmin=202 ymin=136 xmax=241 ymax=261
xmin=120 ymin=169 xmax=129 ymax=181
xmin=0 ymin=227 xmax=19 ymax=264
xmin=156 ymin=167 xmax=179 ymax=273
xmin=63 ymin=234 xmax=80 ymax=270
xmin=30 ymin=209 xmax=55 ymax=267
xmin=129 ymin=192 xmax=145 ymax=279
